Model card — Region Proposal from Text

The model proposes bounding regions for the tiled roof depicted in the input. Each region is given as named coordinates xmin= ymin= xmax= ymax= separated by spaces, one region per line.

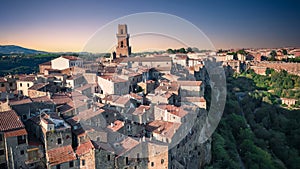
xmin=129 ymin=93 xmax=143 ymax=100
xmin=122 ymin=56 xmax=172 ymax=62
xmin=76 ymin=108 xmax=105 ymax=121
xmin=0 ymin=110 xmax=24 ymax=132
xmin=9 ymin=98 xmax=32 ymax=106
xmin=114 ymin=95 xmax=131 ymax=106
xmin=51 ymin=93 xmax=72 ymax=105
xmin=28 ymin=83 xmax=47 ymax=90
xmin=177 ymin=80 xmax=202 ymax=86
xmin=47 ymin=145 xmax=77 ymax=166
xmin=114 ymin=137 xmax=140 ymax=156
xmin=107 ymin=120 xmax=124 ymax=132
xmin=132 ymin=105 xmax=150 ymax=116
xmin=4 ymin=128 xmax=27 ymax=138
xmin=181 ymin=96 xmax=206 ymax=102
xmin=146 ymin=120 xmax=181 ymax=139
xmin=92 ymin=141 xmax=114 ymax=152
xmin=61 ymin=56 xmax=82 ymax=61
xmin=18 ymin=76 xmax=36 ymax=82
xmin=156 ymin=104 xmax=188 ymax=118
xmin=76 ymin=140 xmax=94 ymax=156
xmin=31 ymin=96 xmax=53 ymax=103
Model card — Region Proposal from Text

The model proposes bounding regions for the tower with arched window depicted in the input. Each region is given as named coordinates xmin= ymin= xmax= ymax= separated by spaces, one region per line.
xmin=116 ymin=24 xmax=131 ymax=58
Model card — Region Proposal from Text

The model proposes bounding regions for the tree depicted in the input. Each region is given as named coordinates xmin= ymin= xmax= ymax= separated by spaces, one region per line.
xmin=178 ymin=48 xmax=186 ymax=53
xmin=282 ymin=49 xmax=288 ymax=55
xmin=269 ymin=50 xmax=277 ymax=61
xmin=166 ymin=48 xmax=175 ymax=54
xmin=186 ymin=47 xmax=193 ymax=53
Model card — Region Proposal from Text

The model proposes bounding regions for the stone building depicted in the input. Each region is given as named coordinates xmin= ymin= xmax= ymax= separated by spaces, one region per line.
xmin=47 ymin=145 xmax=78 ymax=169
xmin=97 ymin=75 xmax=130 ymax=95
xmin=115 ymin=24 xmax=131 ymax=58
xmin=51 ymin=56 xmax=83 ymax=70
xmin=75 ymin=140 xmax=95 ymax=169
xmin=16 ymin=75 xmax=37 ymax=96
xmin=0 ymin=109 xmax=28 ymax=169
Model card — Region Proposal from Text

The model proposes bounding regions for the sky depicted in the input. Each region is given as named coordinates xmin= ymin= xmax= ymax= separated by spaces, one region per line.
xmin=0 ymin=0 xmax=299 ymax=52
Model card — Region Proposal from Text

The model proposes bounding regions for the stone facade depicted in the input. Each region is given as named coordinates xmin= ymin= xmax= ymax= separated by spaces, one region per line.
xmin=115 ymin=24 xmax=131 ymax=57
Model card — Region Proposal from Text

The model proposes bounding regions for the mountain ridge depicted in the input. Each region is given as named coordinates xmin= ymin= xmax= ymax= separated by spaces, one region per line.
xmin=0 ymin=45 xmax=47 ymax=54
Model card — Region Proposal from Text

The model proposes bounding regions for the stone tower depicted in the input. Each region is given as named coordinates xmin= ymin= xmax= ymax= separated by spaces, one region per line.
xmin=116 ymin=24 xmax=131 ymax=57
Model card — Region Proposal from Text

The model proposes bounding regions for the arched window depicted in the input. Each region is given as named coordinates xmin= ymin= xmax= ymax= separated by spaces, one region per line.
xmin=121 ymin=41 xmax=124 ymax=48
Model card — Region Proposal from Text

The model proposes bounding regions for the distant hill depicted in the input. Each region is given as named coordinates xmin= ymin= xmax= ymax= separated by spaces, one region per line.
xmin=0 ymin=45 xmax=47 ymax=55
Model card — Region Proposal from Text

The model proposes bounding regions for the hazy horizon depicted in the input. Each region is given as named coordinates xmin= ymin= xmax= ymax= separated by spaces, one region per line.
xmin=1 ymin=0 xmax=300 ymax=52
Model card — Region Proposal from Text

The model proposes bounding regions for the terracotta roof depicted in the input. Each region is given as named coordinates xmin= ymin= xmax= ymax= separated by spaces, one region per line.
xmin=146 ymin=120 xmax=181 ymax=139
xmin=9 ymin=98 xmax=32 ymax=105
xmin=129 ymin=92 xmax=143 ymax=100
xmin=114 ymin=137 xmax=140 ymax=156
xmin=76 ymin=108 xmax=105 ymax=121
xmin=51 ymin=93 xmax=72 ymax=105
xmin=28 ymin=83 xmax=47 ymax=90
xmin=31 ymin=96 xmax=53 ymax=103
xmin=177 ymin=80 xmax=202 ymax=86
xmin=181 ymin=97 xmax=206 ymax=102
xmin=47 ymin=145 xmax=77 ymax=166
xmin=122 ymin=56 xmax=172 ymax=63
xmin=4 ymin=128 xmax=27 ymax=138
xmin=113 ymin=95 xmax=131 ymax=106
xmin=18 ymin=76 xmax=36 ymax=82
xmin=61 ymin=56 xmax=82 ymax=61
xmin=107 ymin=120 xmax=124 ymax=132
xmin=76 ymin=140 xmax=94 ymax=156
xmin=132 ymin=105 xmax=150 ymax=116
xmin=155 ymin=81 xmax=179 ymax=95
xmin=156 ymin=104 xmax=188 ymax=118
xmin=98 ymin=75 xmax=127 ymax=83
xmin=0 ymin=110 xmax=24 ymax=132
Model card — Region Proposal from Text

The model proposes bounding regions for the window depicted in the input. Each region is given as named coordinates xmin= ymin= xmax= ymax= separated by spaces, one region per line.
xmin=107 ymin=155 xmax=110 ymax=161
xmin=66 ymin=135 xmax=70 ymax=139
xmin=9 ymin=83 xmax=12 ymax=87
xmin=0 ymin=134 xmax=2 ymax=142
xmin=0 ymin=149 xmax=4 ymax=155
xmin=20 ymin=150 xmax=24 ymax=155
xmin=1 ymin=83 xmax=4 ymax=87
xmin=69 ymin=161 xmax=74 ymax=167
xmin=161 ymin=159 xmax=164 ymax=164
xmin=151 ymin=162 xmax=154 ymax=167
xmin=82 ymin=160 xmax=85 ymax=166
xmin=125 ymin=157 xmax=129 ymax=165
xmin=56 ymin=164 xmax=61 ymax=169
xmin=80 ymin=136 xmax=84 ymax=142
xmin=27 ymin=83 xmax=29 ymax=87
xmin=17 ymin=135 xmax=26 ymax=145
xmin=22 ymin=114 xmax=27 ymax=120
xmin=57 ymin=138 xmax=62 ymax=144
xmin=20 ymin=83 xmax=22 ymax=87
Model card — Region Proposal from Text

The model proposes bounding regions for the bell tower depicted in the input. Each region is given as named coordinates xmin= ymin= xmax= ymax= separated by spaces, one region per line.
xmin=116 ymin=24 xmax=131 ymax=57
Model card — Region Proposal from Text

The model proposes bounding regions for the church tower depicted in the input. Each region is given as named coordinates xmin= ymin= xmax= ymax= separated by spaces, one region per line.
xmin=116 ymin=24 xmax=131 ymax=57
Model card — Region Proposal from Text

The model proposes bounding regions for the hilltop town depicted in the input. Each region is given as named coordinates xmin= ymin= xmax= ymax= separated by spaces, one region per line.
xmin=0 ymin=24 xmax=299 ymax=169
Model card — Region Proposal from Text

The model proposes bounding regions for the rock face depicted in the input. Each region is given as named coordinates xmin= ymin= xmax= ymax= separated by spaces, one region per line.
xmin=169 ymin=108 xmax=212 ymax=169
